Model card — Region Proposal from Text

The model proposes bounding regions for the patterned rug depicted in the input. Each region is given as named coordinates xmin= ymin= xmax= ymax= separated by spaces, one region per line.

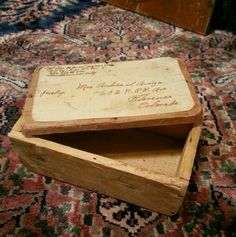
xmin=0 ymin=1 xmax=236 ymax=236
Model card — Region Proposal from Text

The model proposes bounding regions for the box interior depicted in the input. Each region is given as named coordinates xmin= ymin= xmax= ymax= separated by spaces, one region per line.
xmin=40 ymin=124 xmax=192 ymax=177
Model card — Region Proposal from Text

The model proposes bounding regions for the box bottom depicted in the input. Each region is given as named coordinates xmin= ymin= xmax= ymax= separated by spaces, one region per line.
xmin=41 ymin=128 xmax=185 ymax=177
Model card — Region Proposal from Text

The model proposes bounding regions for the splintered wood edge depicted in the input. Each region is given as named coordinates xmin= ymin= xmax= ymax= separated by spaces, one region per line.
xmin=21 ymin=59 xmax=202 ymax=136
xmin=177 ymin=116 xmax=203 ymax=180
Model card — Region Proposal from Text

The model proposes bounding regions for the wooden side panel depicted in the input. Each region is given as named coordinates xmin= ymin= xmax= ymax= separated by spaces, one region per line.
xmin=177 ymin=117 xmax=202 ymax=180
xmin=141 ymin=123 xmax=192 ymax=140
xmin=105 ymin=0 xmax=216 ymax=34
xmin=8 ymin=129 xmax=187 ymax=215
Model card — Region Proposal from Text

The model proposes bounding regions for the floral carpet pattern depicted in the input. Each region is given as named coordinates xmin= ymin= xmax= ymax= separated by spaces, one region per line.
xmin=0 ymin=1 xmax=236 ymax=236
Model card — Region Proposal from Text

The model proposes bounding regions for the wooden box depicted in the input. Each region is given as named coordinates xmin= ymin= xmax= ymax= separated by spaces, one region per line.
xmin=8 ymin=58 xmax=202 ymax=215
xmin=105 ymin=0 xmax=216 ymax=35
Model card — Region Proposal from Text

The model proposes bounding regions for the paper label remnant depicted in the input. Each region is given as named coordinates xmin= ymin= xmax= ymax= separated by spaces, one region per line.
xmin=32 ymin=58 xmax=194 ymax=121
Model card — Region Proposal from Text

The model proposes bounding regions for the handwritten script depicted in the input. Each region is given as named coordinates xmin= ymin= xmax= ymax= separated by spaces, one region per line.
xmin=32 ymin=58 xmax=194 ymax=121
xmin=46 ymin=63 xmax=114 ymax=77
xmin=39 ymin=79 xmax=177 ymax=109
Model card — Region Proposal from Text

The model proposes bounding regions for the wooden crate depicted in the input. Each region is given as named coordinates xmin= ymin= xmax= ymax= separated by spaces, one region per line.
xmin=8 ymin=58 xmax=202 ymax=215
xmin=105 ymin=0 xmax=216 ymax=35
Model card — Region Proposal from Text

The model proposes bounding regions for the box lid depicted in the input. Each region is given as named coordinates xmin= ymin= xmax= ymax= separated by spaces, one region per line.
xmin=21 ymin=57 xmax=202 ymax=136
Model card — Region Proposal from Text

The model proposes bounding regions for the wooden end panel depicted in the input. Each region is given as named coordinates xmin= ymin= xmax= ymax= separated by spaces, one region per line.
xmin=177 ymin=118 xmax=202 ymax=180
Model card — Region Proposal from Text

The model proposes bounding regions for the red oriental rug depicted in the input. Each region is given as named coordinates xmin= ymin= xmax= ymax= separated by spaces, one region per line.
xmin=0 ymin=1 xmax=236 ymax=236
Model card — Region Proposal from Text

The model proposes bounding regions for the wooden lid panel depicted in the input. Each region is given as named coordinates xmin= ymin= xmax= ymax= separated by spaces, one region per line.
xmin=21 ymin=58 xmax=202 ymax=136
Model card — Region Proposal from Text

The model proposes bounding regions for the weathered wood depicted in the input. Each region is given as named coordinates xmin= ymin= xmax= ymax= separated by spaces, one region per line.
xmin=21 ymin=58 xmax=201 ymax=136
xmin=105 ymin=0 xmax=216 ymax=35
xmin=9 ymin=117 xmax=202 ymax=215
xmin=177 ymin=117 xmax=202 ymax=180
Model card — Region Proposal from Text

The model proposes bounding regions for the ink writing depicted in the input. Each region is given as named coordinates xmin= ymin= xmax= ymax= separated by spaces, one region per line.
xmin=46 ymin=63 xmax=114 ymax=77
xmin=40 ymin=90 xmax=65 ymax=98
